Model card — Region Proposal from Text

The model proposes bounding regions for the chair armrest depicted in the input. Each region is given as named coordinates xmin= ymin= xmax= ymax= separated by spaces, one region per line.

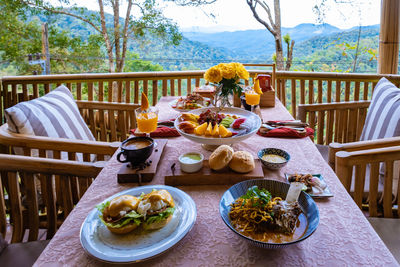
xmin=0 ymin=154 xmax=104 ymax=177
xmin=335 ymin=145 xmax=400 ymax=217
xmin=0 ymin=124 xmax=119 ymax=155
xmin=328 ymin=137 xmax=400 ymax=170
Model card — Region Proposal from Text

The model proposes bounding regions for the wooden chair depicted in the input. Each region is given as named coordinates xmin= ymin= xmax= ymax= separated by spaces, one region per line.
xmin=297 ymin=101 xmax=400 ymax=216
xmin=298 ymin=101 xmax=400 ymax=261
xmin=0 ymin=154 xmax=103 ymax=266
xmin=0 ymin=100 xmax=139 ymax=163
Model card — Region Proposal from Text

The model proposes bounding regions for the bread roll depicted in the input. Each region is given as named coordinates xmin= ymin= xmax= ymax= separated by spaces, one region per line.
xmin=229 ymin=151 xmax=255 ymax=173
xmin=209 ymin=145 xmax=234 ymax=170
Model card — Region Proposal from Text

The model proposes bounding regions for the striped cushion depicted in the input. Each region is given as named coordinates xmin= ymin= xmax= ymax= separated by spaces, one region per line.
xmin=360 ymin=78 xmax=400 ymax=187
xmin=360 ymin=77 xmax=400 ymax=141
xmin=5 ymin=85 xmax=95 ymax=141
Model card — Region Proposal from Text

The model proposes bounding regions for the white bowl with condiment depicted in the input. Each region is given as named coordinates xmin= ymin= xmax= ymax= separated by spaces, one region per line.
xmin=179 ymin=152 xmax=204 ymax=173
xmin=258 ymin=148 xmax=290 ymax=170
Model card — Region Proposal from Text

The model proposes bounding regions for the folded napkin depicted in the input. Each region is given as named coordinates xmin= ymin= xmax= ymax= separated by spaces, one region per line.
xmin=130 ymin=119 xmax=180 ymax=137
xmin=257 ymin=120 xmax=314 ymax=138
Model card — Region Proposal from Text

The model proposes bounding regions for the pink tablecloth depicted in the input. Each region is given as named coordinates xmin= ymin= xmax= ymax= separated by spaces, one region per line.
xmin=34 ymin=97 xmax=398 ymax=267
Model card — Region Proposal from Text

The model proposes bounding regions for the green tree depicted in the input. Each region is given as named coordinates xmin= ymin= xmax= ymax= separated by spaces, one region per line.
xmin=19 ymin=0 xmax=215 ymax=73
xmin=123 ymin=52 xmax=163 ymax=72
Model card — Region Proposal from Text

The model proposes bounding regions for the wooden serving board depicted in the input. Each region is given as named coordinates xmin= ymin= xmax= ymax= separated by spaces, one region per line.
xmin=117 ymin=139 xmax=167 ymax=183
xmin=164 ymin=159 xmax=264 ymax=186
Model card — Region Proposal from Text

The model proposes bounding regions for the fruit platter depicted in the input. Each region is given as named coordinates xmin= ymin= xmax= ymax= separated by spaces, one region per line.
xmin=169 ymin=93 xmax=212 ymax=112
xmin=174 ymin=107 xmax=262 ymax=146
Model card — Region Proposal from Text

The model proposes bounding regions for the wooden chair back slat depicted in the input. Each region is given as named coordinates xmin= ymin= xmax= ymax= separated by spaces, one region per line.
xmin=23 ymin=173 xmax=39 ymax=241
xmin=369 ymin=162 xmax=380 ymax=217
xmin=354 ymin=164 xmax=367 ymax=208
xmin=41 ymin=174 xmax=57 ymax=239
xmin=0 ymin=172 xmax=7 ymax=237
xmin=60 ymin=175 xmax=74 ymax=219
xmin=8 ymin=172 xmax=23 ymax=243
xmin=383 ymin=161 xmax=394 ymax=218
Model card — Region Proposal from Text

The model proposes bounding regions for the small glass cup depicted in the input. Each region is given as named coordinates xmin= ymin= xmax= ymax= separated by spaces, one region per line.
xmin=135 ymin=106 xmax=159 ymax=136
xmin=244 ymin=88 xmax=260 ymax=113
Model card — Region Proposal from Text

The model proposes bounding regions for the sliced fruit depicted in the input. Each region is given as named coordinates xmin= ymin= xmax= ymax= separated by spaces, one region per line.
xmin=254 ymin=78 xmax=263 ymax=95
xmin=211 ymin=123 xmax=219 ymax=137
xmin=219 ymin=124 xmax=232 ymax=138
xmin=141 ymin=92 xmax=150 ymax=110
xmin=194 ymin=122 xmax=208 ymax=135
xmin=205 ymin=122 xmax=213 ymax=136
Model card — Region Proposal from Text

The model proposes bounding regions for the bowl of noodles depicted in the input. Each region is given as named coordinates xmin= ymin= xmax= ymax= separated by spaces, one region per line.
xmin=219 ymin=179 xmax=319 ymax=249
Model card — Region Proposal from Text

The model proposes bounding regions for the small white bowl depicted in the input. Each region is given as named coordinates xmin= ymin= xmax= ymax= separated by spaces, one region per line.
xmin=179 ymin=152 xmax=204 ymax=173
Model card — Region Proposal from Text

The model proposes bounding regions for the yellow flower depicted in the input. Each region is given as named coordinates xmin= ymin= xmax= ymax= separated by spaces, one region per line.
xmin=219 ymin=63 xmax=236 ymax=80
xmin=204 ymin=66 xmax=222 ymax=83
xmin=230 ymin=62 xmax=249 ymax=80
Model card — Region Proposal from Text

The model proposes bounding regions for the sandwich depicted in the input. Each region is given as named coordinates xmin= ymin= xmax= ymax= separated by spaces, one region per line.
xmin=97 ymin=195 xmax=143 ymax=234
xmin=137 ymin=189 xmax=175 ymax=230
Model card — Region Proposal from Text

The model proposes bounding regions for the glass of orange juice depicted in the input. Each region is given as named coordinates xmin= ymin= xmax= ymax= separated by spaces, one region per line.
xmin=245 ymin=89 xmax=260 ymax=112
xmin=135 ymin=106 xmax=159 ymax=136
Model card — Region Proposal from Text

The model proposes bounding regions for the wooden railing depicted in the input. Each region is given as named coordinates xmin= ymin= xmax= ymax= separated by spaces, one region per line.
xmin=2 ymin=70 xmax=400 ymax=126
xmin=275 ymin=72 xmax=400 ymax=118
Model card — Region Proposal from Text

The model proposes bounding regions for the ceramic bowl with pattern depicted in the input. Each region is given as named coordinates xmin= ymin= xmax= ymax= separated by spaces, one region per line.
xmin=258 ymin=148 xmax=290 ymax=170
xmin=219 ymin=179 xmax=319 ymax=249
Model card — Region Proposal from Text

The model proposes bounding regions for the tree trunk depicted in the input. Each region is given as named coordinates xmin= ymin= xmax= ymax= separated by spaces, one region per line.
xmin=273 ymin=0 xmax=283 ymax=70
xmin=286 ymin=40 xmax=295 ymax=71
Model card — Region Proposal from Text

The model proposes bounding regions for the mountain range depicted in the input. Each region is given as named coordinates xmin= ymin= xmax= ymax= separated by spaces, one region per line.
xmin=27 ymin=8 xmax=380 ymax=71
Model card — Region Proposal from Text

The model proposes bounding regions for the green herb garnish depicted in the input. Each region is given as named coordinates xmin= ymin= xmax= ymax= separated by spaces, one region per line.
xmin=241 ymin=186 xmax=272 ymax=207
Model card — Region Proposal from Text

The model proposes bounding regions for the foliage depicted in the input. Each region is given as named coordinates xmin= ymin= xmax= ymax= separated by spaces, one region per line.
xmin=123 ymin=52 xmax=163 ymax=72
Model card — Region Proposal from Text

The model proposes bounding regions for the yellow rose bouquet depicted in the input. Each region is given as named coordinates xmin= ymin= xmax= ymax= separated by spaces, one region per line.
xmin=204 ymin=62 xmax=249 ymax=106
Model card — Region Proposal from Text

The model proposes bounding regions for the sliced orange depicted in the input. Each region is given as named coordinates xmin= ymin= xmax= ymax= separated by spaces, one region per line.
xmin=141 ymin=92 xmax=150 ymax=110
xmin=205 ymin=122 xmax=213 ymax=136
xmin=254 ymin=78 xmax=263 ymax=95
xmin=211 ymin=123 xmax=219 ymax=137
xmin=219 ymin=124 xmax=232 ymax=138
xmin=194 ymin=122 xmax=208 ymax=135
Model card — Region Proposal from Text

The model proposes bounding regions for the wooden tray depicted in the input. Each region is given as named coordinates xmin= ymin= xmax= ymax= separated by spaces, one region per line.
xmin=260 ymin=87 xmax=275 ymax=107
xmin=164 ymin=159 xmax=264 ymax=186
xmin=117 ymin=139 xmax=167 ymax=183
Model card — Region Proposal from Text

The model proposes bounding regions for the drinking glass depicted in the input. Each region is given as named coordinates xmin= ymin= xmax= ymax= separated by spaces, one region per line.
xmin=245 ymin=89 xmax=260 ymax=113
xmin=135 ymin=106 xmax=159 ymax=137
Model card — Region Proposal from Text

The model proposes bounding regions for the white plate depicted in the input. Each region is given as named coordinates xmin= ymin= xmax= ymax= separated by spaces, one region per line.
xmin=169 ymin=98 xmax=211 ymax=112
xmin=174 ymin=107 xmax=262 ymax=146
xmin=80 ymin=185 xmax=197 ymax=264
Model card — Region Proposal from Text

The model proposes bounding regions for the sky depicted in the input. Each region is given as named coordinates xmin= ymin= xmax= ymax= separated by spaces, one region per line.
xmin=59 ymin=0 xmax=380 ymax=32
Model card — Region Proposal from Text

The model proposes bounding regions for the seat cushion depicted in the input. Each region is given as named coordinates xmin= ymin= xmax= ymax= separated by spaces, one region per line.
xmin=0 ymin=239 xmax=50 ymax=267
xmin=368 ymin=217 xmax=400 ymax=263
xmin=4 ymin=85 xmax=95 ymax=141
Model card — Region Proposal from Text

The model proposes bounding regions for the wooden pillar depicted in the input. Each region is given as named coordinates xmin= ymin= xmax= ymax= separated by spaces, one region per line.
xmin=378 ymin=0 xmax=400 ymax=74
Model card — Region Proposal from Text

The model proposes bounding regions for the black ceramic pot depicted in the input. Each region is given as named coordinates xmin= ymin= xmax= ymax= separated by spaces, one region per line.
xmin=117 ymin=136 xmax=154 ymax=166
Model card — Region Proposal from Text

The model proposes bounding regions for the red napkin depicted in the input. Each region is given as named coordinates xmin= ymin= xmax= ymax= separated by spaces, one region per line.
xmin=257 ymin=120 xmax=314 ymax=138
xmin=130 ymin=119 xmax=180 ymax=137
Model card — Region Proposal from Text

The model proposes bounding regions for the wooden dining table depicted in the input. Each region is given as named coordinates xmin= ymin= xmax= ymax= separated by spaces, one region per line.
xmin=34 ymin=96 xmax=399 ymax=266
